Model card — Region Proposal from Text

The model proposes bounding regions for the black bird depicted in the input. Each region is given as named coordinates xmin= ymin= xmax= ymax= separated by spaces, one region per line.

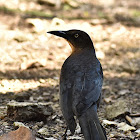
xmin=47 ymin=29 xmax=107 ymax=140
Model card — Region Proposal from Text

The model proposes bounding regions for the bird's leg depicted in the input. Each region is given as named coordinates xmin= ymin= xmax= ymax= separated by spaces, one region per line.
xmin=62 ymin=126 xmax=68 ymax=140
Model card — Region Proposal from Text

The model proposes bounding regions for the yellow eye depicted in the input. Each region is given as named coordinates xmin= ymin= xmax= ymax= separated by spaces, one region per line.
xmin=74 ymin=34 xmax=79 ymax=38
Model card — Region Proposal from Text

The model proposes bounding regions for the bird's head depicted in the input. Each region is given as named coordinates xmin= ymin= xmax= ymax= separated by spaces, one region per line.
xmin=47 ymin=29 xmax=94 ymax=52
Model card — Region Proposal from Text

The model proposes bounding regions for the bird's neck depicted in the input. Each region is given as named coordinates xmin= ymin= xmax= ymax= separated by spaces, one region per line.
xmin=71 ymin=48 xmax=84 ymax=54
xmin=71 ymin=47 xmax=96 ymax=58
xmin=68 ymin=41 xmax=95 ymax=54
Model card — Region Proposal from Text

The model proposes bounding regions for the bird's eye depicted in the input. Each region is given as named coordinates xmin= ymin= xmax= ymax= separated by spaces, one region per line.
xmin=74 ymin=34 xmax=79 ymax=38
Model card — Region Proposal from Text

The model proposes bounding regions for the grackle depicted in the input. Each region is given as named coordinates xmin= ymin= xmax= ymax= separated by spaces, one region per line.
xmin=47 ymin=30 xmax=107 ymax=140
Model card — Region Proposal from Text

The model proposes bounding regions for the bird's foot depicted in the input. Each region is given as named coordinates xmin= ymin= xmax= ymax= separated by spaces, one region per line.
xmin=62 ymin=134 xmax=67 ymax=140
xmin=61 ymin=127 xmax=68 ymax=140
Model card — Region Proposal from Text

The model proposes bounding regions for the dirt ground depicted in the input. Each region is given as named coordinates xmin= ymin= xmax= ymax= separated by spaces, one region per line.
xmin=0 ymin=0 xmax=140 ymax=139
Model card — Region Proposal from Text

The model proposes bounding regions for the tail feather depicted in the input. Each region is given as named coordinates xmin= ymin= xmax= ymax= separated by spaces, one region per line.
xmin=78 ymin=105 xmax=107 ymax=140
xmin=68 ymin=117 xmax=76 ymax=134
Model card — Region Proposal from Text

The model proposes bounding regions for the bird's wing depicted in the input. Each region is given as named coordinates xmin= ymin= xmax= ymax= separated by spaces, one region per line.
xmin=59 ymin=69 xmax=76 ymax=133
xmin=73 ymin=63 xmax=103 ymax=115
xmin=60 ymin=60 xmax=103 ymax=125
xmin=60 ymin=77 xmax=74 ymax=120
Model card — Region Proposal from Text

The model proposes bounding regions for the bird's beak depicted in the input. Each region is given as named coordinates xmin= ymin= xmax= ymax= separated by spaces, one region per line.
xmin=47 ymin=31 xmax=68 ymax=39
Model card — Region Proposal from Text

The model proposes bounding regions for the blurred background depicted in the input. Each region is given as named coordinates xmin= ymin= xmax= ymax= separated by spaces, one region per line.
xmin=0 ymin=0 xmax=140 ymax=139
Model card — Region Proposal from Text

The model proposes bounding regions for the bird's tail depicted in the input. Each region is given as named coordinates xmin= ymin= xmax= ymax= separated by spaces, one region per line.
xmin=78 ymin=105 xmax=107 ymax=140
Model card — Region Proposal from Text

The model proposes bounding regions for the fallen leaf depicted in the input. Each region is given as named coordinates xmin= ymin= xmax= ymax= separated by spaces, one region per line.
xmin=118 ymin=89 xmax=130 ymax=95
xmin=0 ymin=126 xmax=36 ymax=140
xmin=21 ymin=61 xmax=44 ymax=70
xmin=104 ymin=96 xmax=113 ymax=103
xmin=13 ymin=122 xmax=28 ymax=128
xmin=135 ymin=129 xmax=140 ymax=137
xmin=103 ymin=120 xmax=117 ymax=126
xmin=125 ymin=115 xmax=134 ymax=125
xmin=38 ymin=127 xmax=49 ymax=136
xmin=117 ymin=122 xmax=136 ymax=132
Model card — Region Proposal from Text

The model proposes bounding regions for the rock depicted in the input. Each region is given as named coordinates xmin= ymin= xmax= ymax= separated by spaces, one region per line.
xmin=7 ymin=101 xmax=53 ymax=121
xmin=0 ymin=126 xmax=36 ymax=140
xmin=117 ymin=122 xmax=136 ymax=132
xmin=106 ymin=99 xmax=130 ymax=120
